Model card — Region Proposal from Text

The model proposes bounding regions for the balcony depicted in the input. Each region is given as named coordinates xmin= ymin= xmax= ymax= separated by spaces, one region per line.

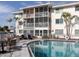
xmin=24 ymin=23 xmax=34 ymax=29
xmin=23 ymin=14 xmax=34 ymax=18
xmin=35 ymin=11 xmax=48 ymax=17
xmin=35 ymin=22 xmax=48 ymax=27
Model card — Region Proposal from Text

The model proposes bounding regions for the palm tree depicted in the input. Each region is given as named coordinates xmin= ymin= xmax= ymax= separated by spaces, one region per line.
xmin=61 ymin=12 xmax=78 ymax=40
xmin=3 ymin=26 xmax=10 ymax=32
xmin=7 ymin=18 xmax=13 ymax=30
xmin=7 ymin=16 xmax=21 ymax=51
xmin=14 ymin=15 xmax=22 ymax=20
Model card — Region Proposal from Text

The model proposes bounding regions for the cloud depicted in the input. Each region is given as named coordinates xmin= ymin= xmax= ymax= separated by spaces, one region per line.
xmin=0 ymin=3 xmax=16 ymax=26
xmin=0 ymin=3 xmax=15 ymax=13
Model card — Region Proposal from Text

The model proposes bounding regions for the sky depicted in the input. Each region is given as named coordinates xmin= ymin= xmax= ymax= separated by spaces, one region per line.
xmin=0 ymin=1 xmax=77 ymax=27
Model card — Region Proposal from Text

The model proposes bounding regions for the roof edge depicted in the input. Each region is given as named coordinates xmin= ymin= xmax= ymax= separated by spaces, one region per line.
xmin=53 ymin=2 xmax=79 ymax=8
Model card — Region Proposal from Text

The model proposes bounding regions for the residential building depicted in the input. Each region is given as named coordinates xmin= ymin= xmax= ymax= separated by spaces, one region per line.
xmin=51 ymin=2 xmax=79 ymax=39
xmin=14 ymin=3 xmax=52 ymax=38
xmin=14 ymin=2 xmax=79 ymax=39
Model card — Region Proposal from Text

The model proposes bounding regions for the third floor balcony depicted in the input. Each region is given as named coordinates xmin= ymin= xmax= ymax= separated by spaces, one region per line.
xmin=23 ymin=14 xmax=34 ymax=18
xmin=35 ymin=22 xmax=48 ymax=27
xmin=23 ymin=11 xmax=49 ymax=18
xmin=35 ymin=11 xmax=49 ymax=17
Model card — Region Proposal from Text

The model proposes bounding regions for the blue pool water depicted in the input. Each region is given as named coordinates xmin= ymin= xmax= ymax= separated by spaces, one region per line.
xmin=28 ymin=40 xmax=79 ymax=57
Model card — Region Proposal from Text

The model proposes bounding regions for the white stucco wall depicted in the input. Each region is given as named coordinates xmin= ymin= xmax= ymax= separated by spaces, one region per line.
xmin=15 ymin=15 xmax=24 ymax=36
xmin=51 ymin=6 xmax=79 ymax=39
xmin=15 ymin=5 xmax=79 ymax=39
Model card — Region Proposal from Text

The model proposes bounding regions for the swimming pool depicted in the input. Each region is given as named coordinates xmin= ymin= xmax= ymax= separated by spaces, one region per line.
xmin=28 ymin=40 xmax=79 ymax=57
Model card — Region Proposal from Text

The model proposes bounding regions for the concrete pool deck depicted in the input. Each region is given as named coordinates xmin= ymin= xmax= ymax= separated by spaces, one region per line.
xmin=0 ymin=39 xmax=79 ymax=57
xmin=0 ymin=40 xmax=31 ymax=57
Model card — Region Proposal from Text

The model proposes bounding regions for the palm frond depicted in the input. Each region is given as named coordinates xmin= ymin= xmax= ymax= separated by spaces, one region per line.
xmin=7 ymin=18 xmax=12 ymax=22
xmin=70 ymin=15 xmax=77 ymax=20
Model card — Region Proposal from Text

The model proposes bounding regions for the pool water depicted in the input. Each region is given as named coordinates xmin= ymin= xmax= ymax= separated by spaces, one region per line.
xmin=29 ymin=40 xmax=79 ymax=57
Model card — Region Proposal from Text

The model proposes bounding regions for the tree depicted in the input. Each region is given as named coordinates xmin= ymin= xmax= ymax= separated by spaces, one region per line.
xmin=14 ymin=15 xmax=22 ymax=20
xmin=61 ymin=12 xmax=78 ymax=39
xmin=3 ymin=26 xmax=10 ymax=32
xmin=7 ymin=18 xmax=13 ymax=30
xmin=7 ymin=18 xmax=12 ymax=23
xmin=0 ymin=26 xmax=10 ymax=53
xmin=0 ymin=27 xmax=6 ymax=53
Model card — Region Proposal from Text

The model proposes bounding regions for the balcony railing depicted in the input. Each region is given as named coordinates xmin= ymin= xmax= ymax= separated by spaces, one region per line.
xmin=23 ymin=14 xmax=34 ymax=18
xmin=24 ymin=23 xmax=34 ymax=27
xmin=35 ymin=12 xmax=48 ymax=17
xmin=35 ymin=22 xmax=48 ymax=27
xmin=23 ymin=11 xmax=49 ymax=18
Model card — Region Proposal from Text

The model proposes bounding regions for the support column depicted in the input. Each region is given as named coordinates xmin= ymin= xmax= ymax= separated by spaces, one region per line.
xmin=34 ymin=8 xmax=35 ymax=36
xmin=39 ymin=30 xmax=40 ymax=36
xmin=42 ymin=30 xmax=43 ymax=36
xmin=47 ymin=6 xmax=49 ymax=37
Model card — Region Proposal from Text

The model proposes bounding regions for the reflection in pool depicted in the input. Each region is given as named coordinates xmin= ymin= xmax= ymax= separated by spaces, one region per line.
xmin=28 ymin=40 xmax=79 ymax=57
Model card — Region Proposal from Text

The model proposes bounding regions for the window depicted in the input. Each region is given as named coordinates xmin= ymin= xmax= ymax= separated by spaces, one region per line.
xmin=27 ymin=18 xmax=33 ymax=23
xmin=35 ymin=18 xmax=39 ymax=23
xmin=54 ymin=8 xmax=63 ymax=13
xmin=40 ymin=30 xmax=42 ymax=36
xmin=44 ymin=17 xmax=47 ymax=22
xmin=26 ymin=9 xmax=29 ymax=14
xmin=75 ymin=17 xmax=79 ymax=23
xmin=24 ymin=30 xmax=26 ymax=33
xmin=56 ymin=19 xmax=63 ymax=24
xmin=39 ymin=18 xmax=43 ymax=23
xmin=35 ymin=18 xmax=39 ymax=27
xmin=43 ymin=30 xmax=48 ymax=36
xmin=39 ymin=7 xmax=43 ymax=12
xmin=55 ymin=8 xmax=60 ymax=10
xmin=18 ymin=21 xmax=23 ymax=25
xmin=75 ymin=29 xmax=79 ymax=36
xmin=19 ymin=30 xmax=22 ymax=34
xmin=75 ymin=6 xmax=79 ymax=11
xmin=55 ymin=29 xmax=63 ymax=35
xmin=35 ymin=30 xmax=39 ymax=36
xmin=30 ymin=30 xmax=33 ymax=36
xmin=44 ymin=6 xmax=47 ymax=11
xmin=30 ymin=9 xmax=33 ymax=14
xmin=35 ymin=8 xmax=38 ymax=12
xmin=55 ymin=8 xmax=60 ymax=13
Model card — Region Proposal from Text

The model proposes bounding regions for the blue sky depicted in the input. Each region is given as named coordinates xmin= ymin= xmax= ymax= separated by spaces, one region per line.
xmin=0 ymin=1 xmax=77 ymax=27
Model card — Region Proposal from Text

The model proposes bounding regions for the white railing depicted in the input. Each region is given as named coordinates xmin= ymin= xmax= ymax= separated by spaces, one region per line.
xmin=23 ymin=14 xmax=34 ymax=18
xmin=23 ymin=12 xmax=48 ymax=18
xmin=35 ymin=22 xmax=48 ymax=27
xmin=24 ymin=23 xmax=34 ymax=27
xmin=35 ymin=11 xmax=48 ymax=17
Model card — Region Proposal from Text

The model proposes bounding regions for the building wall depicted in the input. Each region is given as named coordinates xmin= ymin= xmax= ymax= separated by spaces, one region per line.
xmin=15 ymin=4 xmax=79 ymax=39
xmin=15 ymin=15 xmax=24 ymax=36
xmin=51 ymin=6 xmax=79 ymax=39
xmin=15 ymin=5 xmax=51 ymax=37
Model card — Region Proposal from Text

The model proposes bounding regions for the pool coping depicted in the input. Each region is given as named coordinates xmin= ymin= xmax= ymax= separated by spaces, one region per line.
xmin=27 ymin=39 xmax=78 ymax=45
xmin=28 ymin=45 xmax=35 ymax=57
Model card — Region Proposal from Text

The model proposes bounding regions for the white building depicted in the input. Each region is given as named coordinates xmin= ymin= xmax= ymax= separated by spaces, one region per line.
xmin=14 ymin=2 xmax=79 ymax=39
xmin=52 ymin=2 xmax=79 ymax=39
